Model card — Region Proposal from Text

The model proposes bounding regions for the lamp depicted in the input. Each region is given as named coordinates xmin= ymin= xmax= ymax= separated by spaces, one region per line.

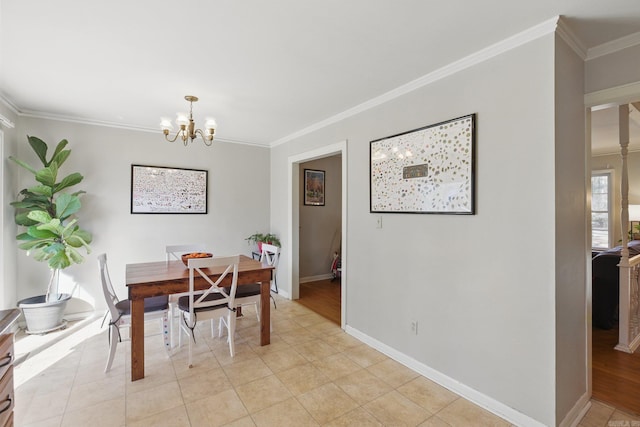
xmin=629 ymin=204 xmax=640 ymax=240
xmin=160 ymin=95 xmax=217 ymax=146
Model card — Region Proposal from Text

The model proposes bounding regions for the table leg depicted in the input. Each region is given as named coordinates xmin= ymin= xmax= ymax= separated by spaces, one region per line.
xmin=131 ymin=297 xmax=145 ymax=381
xmin=260 ymin=280 xmax=271 ymax=345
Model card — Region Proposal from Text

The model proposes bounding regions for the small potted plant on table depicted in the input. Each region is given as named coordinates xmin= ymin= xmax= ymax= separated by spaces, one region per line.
xmin=245 ymin=233 xmax=281 ymax=253
xmin=10 ymin=136 xmax=92 ymax=334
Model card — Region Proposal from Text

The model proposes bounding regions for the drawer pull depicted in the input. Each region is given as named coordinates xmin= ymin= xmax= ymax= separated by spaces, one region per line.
xmin=0 ymin=353 xmax=12 ymax=368
xmin=0 ymin=396 xmax=11 ymax=414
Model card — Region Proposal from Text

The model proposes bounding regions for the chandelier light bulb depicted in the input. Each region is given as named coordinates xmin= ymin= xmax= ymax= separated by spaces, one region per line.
xmin=205 ymin=118 xmax=217 ymax=130
xmin=175 ymin=113 xmax=189 ymax=127
xmin=160 ymin=118 xmax=173 ymax=131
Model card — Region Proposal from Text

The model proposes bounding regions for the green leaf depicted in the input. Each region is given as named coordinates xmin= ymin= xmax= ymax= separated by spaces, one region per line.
xmin=36 ymin=218 xmax=62 ymax=234
xmin=27 ymin=135 xmax=49 ymax=166
xmin=74 ymin=228 xmax=92 ymax=245
xmin=47 ymin=251 xmax=71 ymax=270
xmin=35 ymin=164 xmax=58 ymax=187
xmin=16 ymin=232 xmax=37 ymax=241
xmin=14 ymin=212 xmax=37 ymax=226
xmin=18 ymin=240 xmax=45 ymax=251
xmin=27 ymin=226 xmax=57 ymax=239
xmin=42 ymin=242 xmax=65 ymax=255
xmin=27 ymin=210 xmax=52 ymax=224
xmin=49 ymin=140 xmax=69 ymax=166
xmin=8 ymin=156 xmax=37 ymax=175
xmin=26 ymin=184 xmax=53 ymax=197
xmin=52 ymin=150 xmax=71 ymax=169
xmin=53 ymin=172 xmax=83 ymax=193
xmin=66 ymin=230 xmax=92 ymax=249
xmin=11 ymin=199 xmax=46 ymax=209
xmin=67 ymin=247 xmax=85 ymax=264
xmin=56 ymin=194 xmax=81 ymax=220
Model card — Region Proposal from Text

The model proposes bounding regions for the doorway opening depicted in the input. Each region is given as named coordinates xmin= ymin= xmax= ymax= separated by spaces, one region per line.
xmin=589 ymin=98 xmax=640 ymax=415
xmin=287 ymin=141 xmax=347 ymax=329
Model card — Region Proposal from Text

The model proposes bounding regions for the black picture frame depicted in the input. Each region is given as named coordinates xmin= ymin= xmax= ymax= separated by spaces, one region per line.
xmin=370 ymin=113 xmax=476 ymax=214
xmin=131 ymin=164 xmax=208 ymax=214
xmin=304 ymin=169 xmax=325 ymax=206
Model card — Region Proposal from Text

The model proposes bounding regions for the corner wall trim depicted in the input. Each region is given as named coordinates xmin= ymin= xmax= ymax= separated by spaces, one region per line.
xmin=345 ymin=325 xmax=548 ymax=427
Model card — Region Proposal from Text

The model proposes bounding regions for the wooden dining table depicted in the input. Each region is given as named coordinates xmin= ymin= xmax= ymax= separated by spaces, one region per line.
xmin=126 ymin=254 xmax=273 ymax=381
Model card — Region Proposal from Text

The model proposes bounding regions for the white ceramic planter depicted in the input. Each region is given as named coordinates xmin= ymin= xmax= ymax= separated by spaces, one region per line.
xmin=17 ymin=293 xmax=71 ymax=334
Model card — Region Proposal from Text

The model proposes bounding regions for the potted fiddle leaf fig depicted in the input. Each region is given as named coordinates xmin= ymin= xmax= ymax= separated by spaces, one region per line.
xmin=10 ymin=135 xmax=92 ymax=334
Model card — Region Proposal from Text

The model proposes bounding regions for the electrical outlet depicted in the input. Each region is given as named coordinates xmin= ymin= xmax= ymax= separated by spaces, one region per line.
xmin=411 ymin=320 xmax=418 ymax=335
xmin=376 ymin=216 xmax=383 ymax=229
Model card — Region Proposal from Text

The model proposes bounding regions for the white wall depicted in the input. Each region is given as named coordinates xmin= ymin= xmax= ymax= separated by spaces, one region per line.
xmin=10 ymin=117 xmax=270 ymax=313
xmin=586 ymin=43 xmax=640 ymax=94
xmin=299 ymin=155 xmax=342 ymax=279
xmin=271 ymin=34 xmax=558 ymax=425
xmin=553 ymin=34 xmax=588 ymax=423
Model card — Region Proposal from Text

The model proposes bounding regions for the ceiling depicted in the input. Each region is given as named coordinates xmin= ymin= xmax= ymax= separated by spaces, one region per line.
xmin=2 ymin=1 xmax=640 ymax=148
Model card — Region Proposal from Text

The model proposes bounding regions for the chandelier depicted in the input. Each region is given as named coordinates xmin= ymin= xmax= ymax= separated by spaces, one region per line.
xmin=160 ymin=95 xmax=217 ymax=146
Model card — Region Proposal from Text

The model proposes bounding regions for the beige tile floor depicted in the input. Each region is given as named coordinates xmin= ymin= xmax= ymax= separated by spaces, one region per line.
xmin=11 ymin=297 xmax=640 ymax=426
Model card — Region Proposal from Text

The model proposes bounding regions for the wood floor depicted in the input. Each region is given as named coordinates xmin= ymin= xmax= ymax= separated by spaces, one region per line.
xmin=296 ymin=278 xmax=341 ymax=325
xmin=296 ymin=280 xmax=640 ymax=415
xmin=592 ymin=325 xmax=640 ymax=415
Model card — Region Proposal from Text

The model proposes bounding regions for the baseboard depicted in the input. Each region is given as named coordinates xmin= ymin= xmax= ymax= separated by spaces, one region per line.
xmin=559 ymin=393 xmax=591 ymax=427
xmin=276 ymin=289 xmax=290 ymax=299
xmin=299 ymin=273 xmax=334 ymax=283
xmin=345 ymin=325 xmax=548 ymax=427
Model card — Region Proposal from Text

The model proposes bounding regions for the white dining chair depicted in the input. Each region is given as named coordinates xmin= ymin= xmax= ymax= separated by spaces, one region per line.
xmin=177 ymin=255 xmax=240 ymax=367
xmin=98 ymin=253 xmax=170 ymax=372
xmin=165 ymin=243 xmax=208 ymax=347
xmin=233 ymin=243 xmax=281 ymax=320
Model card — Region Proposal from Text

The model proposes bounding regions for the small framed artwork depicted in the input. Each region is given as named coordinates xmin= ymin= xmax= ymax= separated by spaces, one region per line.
xmin=304 ymin=169 xmax=325 ymax=206
xmin=370 ymin=113 xmax=476 ymax=214
xmin=131 ymin=164 xmax=208 ymax=214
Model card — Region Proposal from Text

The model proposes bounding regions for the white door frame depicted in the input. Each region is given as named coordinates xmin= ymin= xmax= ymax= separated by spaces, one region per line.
xmin=287 ymin=140 xmax=347 ymax=329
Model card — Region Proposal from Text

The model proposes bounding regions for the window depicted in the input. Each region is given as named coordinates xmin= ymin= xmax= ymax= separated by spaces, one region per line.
xmin=591 ymin=171 xmax=612 ymax=249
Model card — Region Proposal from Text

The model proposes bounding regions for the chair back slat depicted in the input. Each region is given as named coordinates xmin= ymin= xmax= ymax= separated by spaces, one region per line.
xmin=187 ymin=255 xmax=240 ymax=313
xmin=260 ymin=244 xmax=281 ymax=270
xmin=98 ymin=253 xmax=120 ymax=320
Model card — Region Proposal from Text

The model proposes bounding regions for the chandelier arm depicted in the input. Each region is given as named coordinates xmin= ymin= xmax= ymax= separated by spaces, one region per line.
xmin=164 ymin=132 xmax=182 ymax=143
xmin=194 ymin=129 xmax=213 ymax=146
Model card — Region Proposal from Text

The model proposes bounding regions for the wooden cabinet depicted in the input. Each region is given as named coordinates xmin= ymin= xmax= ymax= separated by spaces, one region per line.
xmin=0 ymin=310 xmax=20 ymax=427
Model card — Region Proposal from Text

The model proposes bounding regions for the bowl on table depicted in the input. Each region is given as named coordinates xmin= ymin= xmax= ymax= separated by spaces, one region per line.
xmin=181 ymin=252 xmax=213 ymax=266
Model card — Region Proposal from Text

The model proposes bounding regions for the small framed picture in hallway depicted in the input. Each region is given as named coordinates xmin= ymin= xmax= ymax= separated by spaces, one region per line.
xmin=304 ymin=169 xmax=325 ymax=206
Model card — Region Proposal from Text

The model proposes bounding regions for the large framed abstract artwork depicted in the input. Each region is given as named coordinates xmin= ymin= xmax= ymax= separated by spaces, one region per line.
xmin=370 ymin=114 xmax=476 ymax=214
xmin=131 ymin=164 xmax=208 ymax=214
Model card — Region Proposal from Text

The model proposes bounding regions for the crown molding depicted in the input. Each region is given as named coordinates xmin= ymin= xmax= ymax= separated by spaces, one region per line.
xmin=587 ymin=31 xmax=640 ymax=61
xmin=0 ymin=95 xmax=268 ymax=147
xmin=555 ymin=16 xmax=587 ymax=59
xmin=0 ymin=94 xmax=20 ymax=115
xmin=0 ymin=114 xmax=15 ymax=129
xmin=271 ymin=16 xmax=560 ymax=147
